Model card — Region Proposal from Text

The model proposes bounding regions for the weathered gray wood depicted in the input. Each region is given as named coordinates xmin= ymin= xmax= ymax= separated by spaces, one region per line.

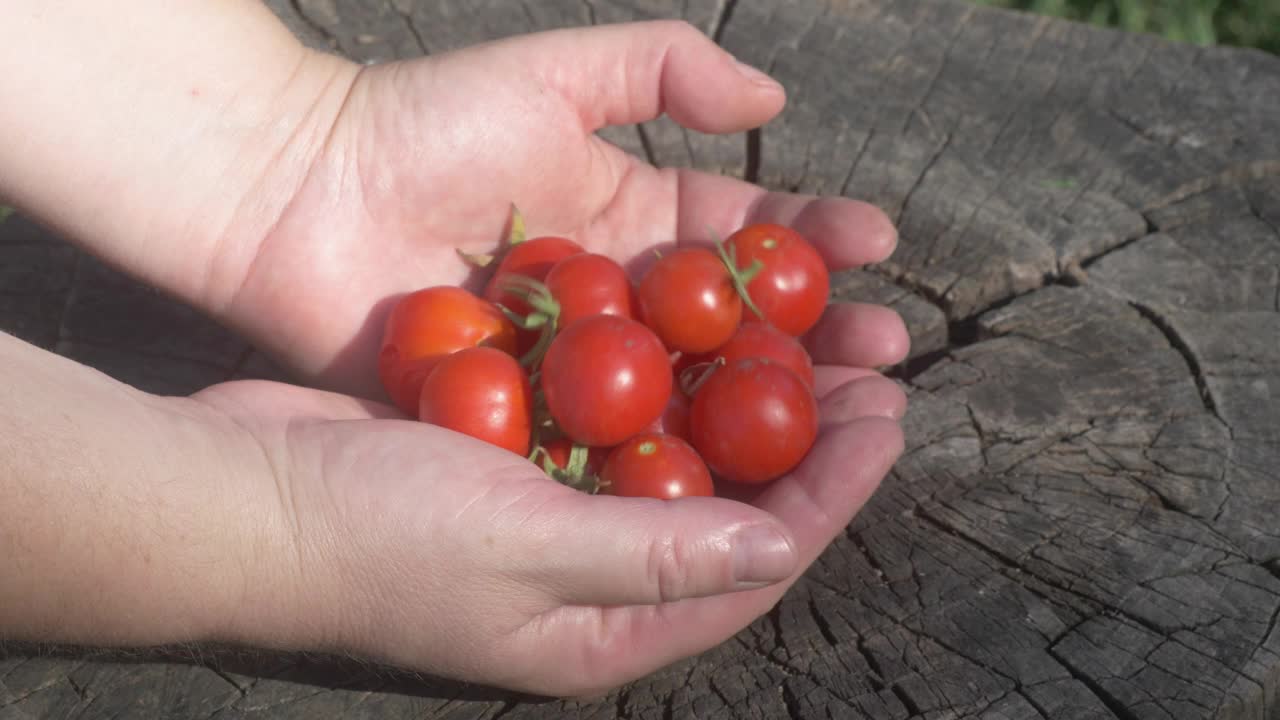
xmin=2 ymin=0 xmax=1278 ymax=718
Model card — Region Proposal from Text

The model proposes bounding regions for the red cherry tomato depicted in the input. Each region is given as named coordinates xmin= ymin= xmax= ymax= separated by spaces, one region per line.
xmin=638 ymin=248 xmax=741 ymax=353
xmin=418 ymin=346 xmax=532 ymax=456
xmin=726 ymin=224 xmax=829 ymax=337
xmin=484 ymin=236 xmax=585 ymax=351
xmin=378 ymin=286 xmax=517 ymax=417
xmin=544 ymin=253 xmax=637 ymax=329
xmin=484 ymin=236 xmax=586 ymax=310
xmin=647 ymin=391 xmax=691 ymax=441
xmin=541 ymin=315 xmax=673 ymax=447
xmin=601 ymin=433 xmax=714 ymax=500
xmin=690 ymin=358 xmax=818 ymax=484
xmin=707 ymin=323 xmax=815 ymax=389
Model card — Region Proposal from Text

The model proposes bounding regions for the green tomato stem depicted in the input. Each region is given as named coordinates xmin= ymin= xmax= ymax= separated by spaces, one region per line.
xmin=711 ymin=230 xmax=766 ymax=321
xmin=497 ymin=304 xmax=548 ymax=331
xmin=679 ymin=357 xmax=726 ymax=396
xmin=495 ymin=275 xmax=563 ymax=371
xmin=519 ymin=320 xmax=557 ymax=372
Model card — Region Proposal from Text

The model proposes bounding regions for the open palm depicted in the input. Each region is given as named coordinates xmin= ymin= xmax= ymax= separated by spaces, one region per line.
xmin=194 ymin=21 xmax=911 ymax=695
xmin=225 ymin=21 xmax=905 ymax=400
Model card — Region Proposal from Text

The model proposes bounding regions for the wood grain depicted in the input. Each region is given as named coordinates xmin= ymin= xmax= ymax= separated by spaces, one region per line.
xmin=2 ymin=0 xmax=1277 ymax=717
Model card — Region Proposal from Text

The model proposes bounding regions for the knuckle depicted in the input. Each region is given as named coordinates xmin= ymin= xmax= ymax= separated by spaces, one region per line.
xmin=645 ymin=535 xmax=695 ymax=603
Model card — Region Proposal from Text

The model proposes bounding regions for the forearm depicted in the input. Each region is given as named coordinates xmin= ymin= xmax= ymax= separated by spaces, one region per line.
xmin=0 ymin=332 xmax=284 ymax=646
xmin=0 ymin=1 xmax=357 ymax=313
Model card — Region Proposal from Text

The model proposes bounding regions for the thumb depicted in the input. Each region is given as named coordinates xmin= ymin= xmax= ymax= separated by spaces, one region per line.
xmin=523 ymin=493 xmax=798 ymax=606
xmin=498 ymin=20 xmax=785 ymax=133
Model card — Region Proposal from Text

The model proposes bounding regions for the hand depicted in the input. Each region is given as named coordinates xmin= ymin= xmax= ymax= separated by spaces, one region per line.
xmin=0 ymin=13 xmax=912 ymax=697
xmin=212 ymin=20 xmax=908 ymax=399
xmin=185 ymin=21 xmax=914 ymax=695
xmin=192 ymin=368 xmax=905 ymax=697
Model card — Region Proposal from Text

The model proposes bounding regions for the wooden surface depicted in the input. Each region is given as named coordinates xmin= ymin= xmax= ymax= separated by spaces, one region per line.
xmin=3 ymin=0 xmax=1279 ymax=717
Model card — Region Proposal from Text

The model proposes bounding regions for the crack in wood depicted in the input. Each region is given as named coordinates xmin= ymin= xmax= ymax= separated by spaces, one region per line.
xmin=744 ymin=128 xmax=761 ymax=185
xmin=893 ymin=132 xmax=953 ymax=227
xmin=710 ymin=0 xmax=737 ymax=45
xmin=288 ymin=0 xmax=339 ymax=50
xmin=837 ymin=127 xmax=876 ymax=199
xmin=1079 ymin=214 xmax=1159 ymax=270
xmin=914 ymin=501 xmax=1229 ymax=649
xmin=488 ymin=699 xmax=518 ymax=719
xmin=1141 ymin=160 xmax=1280 ymax=218
xmin=1127 ymin=302 xmax=1223 ymax=426
xmin=780 ymin=681 xmax=805 ymax=720
xmin=1046 ymin=645 xmax=1140 ymax=720
xmin=393 ymin=5 xmax=430 ymax=55
xmin=633 ymin=124 xmax=658 ymax=168
xmin=613 ymin=685 xmax=633 ymax=719
xmin=890 ymin=683 xmax=923 ymax=717
xmin=804 ymin=597 xmax=840 ymax=650
xmin=905 ymin=4 xmax=977 ymax=139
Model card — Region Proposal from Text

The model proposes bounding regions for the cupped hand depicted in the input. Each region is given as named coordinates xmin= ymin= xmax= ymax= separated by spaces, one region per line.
xmin=193 ymin=357 xmax=905 ymax=697
xmin=192 ymin=19 xmax=914 ymax=696
xmin=217 ymin=20 xmax=907 ymax=400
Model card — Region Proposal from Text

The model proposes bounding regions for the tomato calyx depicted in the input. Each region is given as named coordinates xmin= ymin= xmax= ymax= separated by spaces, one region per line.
xmin=711 ymin=233 xmax=766 ymax=321
xmin=456 ymin=203 xmax=528 ymax=268
xmin=495 ymin=274 xmax=562 ymax=370
xmin=506 ymin=204 xmax=527 ymax=246
xmin=531 ymin=440 xmax=600 ymax=493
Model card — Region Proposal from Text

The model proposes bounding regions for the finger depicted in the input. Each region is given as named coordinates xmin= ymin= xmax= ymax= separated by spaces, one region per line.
xmin=511 ymin=20 xmax=784 ymax=133
xmin=813 ymin=365 xmax=882 ymax=398
xmin=524 ymin=418 xmax=904 ymax=696
xmin=804 ymin=302 xmax=910 ymax=368
xmin=754 ymin=417 xmax=904 ymax=561
xmin=522 ymin=494 xmax=797 ymax=607
xmin=819 ymin=376 xmax=908 ymax=428
xmin=710 ymin=383 xmax=901 ymax=506
xmin=190 ymin=379 xmax=404 ymax=421
xmin=673 ymin=171 xmax=899 ymax=270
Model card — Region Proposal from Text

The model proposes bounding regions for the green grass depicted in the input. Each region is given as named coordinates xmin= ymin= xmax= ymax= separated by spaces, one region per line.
xmin=971 ymin=0 xmax=1280 ymax=54
xmin=0 ymin=206 xmax=12 ymax=225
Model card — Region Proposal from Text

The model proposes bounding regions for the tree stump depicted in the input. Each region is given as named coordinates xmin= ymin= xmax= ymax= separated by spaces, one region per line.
xmin=3 ymin=0 xmax=1278 ymax=717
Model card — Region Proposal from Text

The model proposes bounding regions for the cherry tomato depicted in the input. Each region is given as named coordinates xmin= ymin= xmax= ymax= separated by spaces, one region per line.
xmin=418 ymin=346 xmax=532 ymax=456
xmin=638 ymin=248 xmax=741 ymax=353
xmin=707 ymin=323 xmax=815 ymax=389
xmin=726 ymin=224 xmax=830 ymax=337
xmin=690 ymin=358 xmax=818 ymax=484
xmin=484 ymin=236 xmax=585 ymax=310
xmin=601 ymin=433 xmax=714 ymax=499
xmin=647 ymin=391 xmax=691 ymax=441
xmin=378 ymin=286 xmax=517 ymax=417
xmin=484 ymin=236 xmax=585 ymax=351
xmin=544 ymin=253 xmax=637 ymax=329
xmin=541 ymin=315 xmax=672 ymax=447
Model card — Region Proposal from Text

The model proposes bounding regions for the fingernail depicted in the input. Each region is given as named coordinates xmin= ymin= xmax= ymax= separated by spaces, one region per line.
xmin=732 ymin=525 xmax=796 ymax=586
xmin=735 ymin=60 xmax=783 ymax=90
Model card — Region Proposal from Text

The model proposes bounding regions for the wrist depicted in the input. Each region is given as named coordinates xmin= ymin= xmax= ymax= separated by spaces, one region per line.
xmin=0 ymin=1 xmax=360 ymax=319
xmin=0 ymin=336 xmax=274 ymax=647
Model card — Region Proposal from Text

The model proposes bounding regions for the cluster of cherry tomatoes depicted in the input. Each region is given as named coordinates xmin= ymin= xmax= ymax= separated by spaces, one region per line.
xmin=377 ymin=210 xmax=830 ymax=500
